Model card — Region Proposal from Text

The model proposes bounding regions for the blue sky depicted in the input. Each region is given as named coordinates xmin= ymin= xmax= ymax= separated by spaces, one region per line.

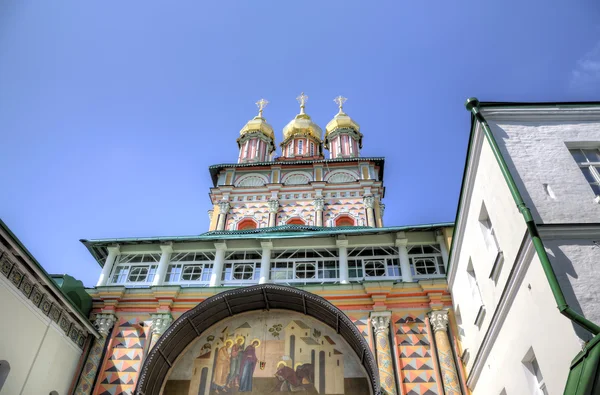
xmin=1 ymin=1 xmax=599 ymax=286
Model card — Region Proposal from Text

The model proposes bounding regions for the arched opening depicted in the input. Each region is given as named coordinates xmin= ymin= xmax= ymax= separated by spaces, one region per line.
xmin=0 ymin=361 xmax=9 ymax=391
xmin=135 ymin=284 xmax=380 ymax=395
xmin=237 ymin=218 xmax=258 ymax=230
xmin=335 ymin=215 xmax=356 ymax=227
xmin=286 ymin=217 xmax=306 ymax=225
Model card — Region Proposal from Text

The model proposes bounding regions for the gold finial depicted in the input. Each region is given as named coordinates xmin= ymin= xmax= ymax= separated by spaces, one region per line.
xmin=334 ymin=95 xmax=347 ymax=114
xmin=296 ymin=92 xmax=308 ymax=114
xmin=255 ymin=98 xmax=269 ymax=117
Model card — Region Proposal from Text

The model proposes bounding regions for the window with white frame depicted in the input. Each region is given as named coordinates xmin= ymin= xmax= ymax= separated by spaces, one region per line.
xmin=348 ymin=246 xmax=400 ymax=280
xmin=408 ymin=245 xmax=445 ymax=277
xmin=570 ymin=148 xmax=600 ymax=195
xmin=298 ymin=140 xmax=303 ymax=155
xmin=222 ymin=250 xmax=261 ymax=284
xmin=109 ymin=254 xmax=161 ymax=285
xmin=479 ymin=203 xmax=500 ymax=252
xmin=165 ymin=251 xmax=215 ymax=285
xmin=270 ymin=248 xmax=339 ymax=284
xmin=523 ymin=350 xmax=548 ymax=395
xmin=310 ymin=142 xmax=315 ymax=156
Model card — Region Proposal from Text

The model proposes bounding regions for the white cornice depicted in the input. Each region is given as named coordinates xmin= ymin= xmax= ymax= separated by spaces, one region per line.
xmin=448 ymin=122 xmax=484 ymax=286
xmin=538 ymin=224 xmax=600 ymax=239
xmin=482 ymin=106 xmax=600 ymax=122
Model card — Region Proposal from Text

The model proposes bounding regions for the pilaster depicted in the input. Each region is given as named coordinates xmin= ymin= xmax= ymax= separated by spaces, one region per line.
xmin=370 ymin=311 xmax=397 ymax=395
xmin=149 ymin=313 xmax=173 ymax=350
xmin=429 ymin=310 xmax=462 ymax=395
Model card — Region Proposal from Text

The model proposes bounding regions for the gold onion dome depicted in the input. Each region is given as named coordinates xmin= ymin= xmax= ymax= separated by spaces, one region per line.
xmin=282 ymin=92 xmax=323 ymax=141
xmin=239 ymin=98 xmax=275 ymax=140
xmin=325 ymin=96 xmax=361 ymax=136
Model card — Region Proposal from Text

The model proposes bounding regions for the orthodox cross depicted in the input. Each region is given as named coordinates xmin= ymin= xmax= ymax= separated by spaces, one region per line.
xmin=334 ymin=95 xmax=347 ymax=113
xmin=296 ymin=92 xmax=308 ymax=113
xmin=256 ymin=98 xmax=269 ymax=117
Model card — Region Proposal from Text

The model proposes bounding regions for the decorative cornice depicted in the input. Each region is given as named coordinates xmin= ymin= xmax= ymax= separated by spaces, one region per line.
xmin=313 ymin=197 xmax=325 ymax=211
xmin=268 ymin=199 xmax=279 ymax=213
xmin=218 ymin=201 xmax=230 ymax=214
xmin=95 ymin=313 xmax=117 ymax=337
xmin=429 ymin=309 xmax=449 ymax=332
xmin=364 ymin=195 xmax=375 ymax=209
xmin=370 ymin=311 xmax=391 ymax=336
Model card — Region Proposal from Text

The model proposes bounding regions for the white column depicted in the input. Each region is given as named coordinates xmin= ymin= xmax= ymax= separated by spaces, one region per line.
xmin=96 ymin=245 xmax=120 ymax=287
xmin=210 ymin=242 xmax=227 ymax=287
xmin=336 ymin=239 xmax=349 ymax=284
xmin=268 ymin=199 xmax=279 ymax=227
xmin=395 ymin=238 xmax=413 ymax=282
xmin=437 ymin=232 xmax=449 ymax=267
xmin=152 ymin=243 xmax=173 ymax=286
xmin=364 ymin=195 xmax=376 ymax=227
xmin=217 ymin=201 xmax=230 ymax=231
xmin=314 ymin=197 xmax=324 ymax=227
xmin=258 ymin=241 xmax=273 ymax=284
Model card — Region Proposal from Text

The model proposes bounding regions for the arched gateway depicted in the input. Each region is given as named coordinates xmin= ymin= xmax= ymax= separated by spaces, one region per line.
xmin=135 ymin=284 xmax=381 ymax=395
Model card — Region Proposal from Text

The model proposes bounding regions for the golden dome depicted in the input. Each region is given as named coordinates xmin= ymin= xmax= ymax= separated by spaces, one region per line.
xmin=239 ymin=98 xmax=275 ymax=140
xmin=282 ymin=92 xmax=323 ymax=141
xmin=325 ymin=96 xmax=360 ymax=136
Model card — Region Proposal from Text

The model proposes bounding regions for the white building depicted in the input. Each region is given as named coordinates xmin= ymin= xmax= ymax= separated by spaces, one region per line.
xmin=0 ymin=219 xmax=99 ymax=395
xmin=449 ymin=99 xmax=600 ymax=395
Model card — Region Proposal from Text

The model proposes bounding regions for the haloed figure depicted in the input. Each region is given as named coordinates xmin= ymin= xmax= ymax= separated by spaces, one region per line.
xmin=227 ymin=337 xmax=245 ymax=388
xmin=238 ymin=339 xmax=260 ymax=392
xmin=212 ymin=340 xmax=232 ymax=393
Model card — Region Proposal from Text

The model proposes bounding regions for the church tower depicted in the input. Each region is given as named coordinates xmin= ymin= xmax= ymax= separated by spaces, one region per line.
xmin=208 ymin=93 xmax=385 ymax=231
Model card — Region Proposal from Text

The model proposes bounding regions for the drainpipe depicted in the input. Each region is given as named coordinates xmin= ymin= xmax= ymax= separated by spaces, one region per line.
xmin=465 ymin=97 xmax=600 ymax=336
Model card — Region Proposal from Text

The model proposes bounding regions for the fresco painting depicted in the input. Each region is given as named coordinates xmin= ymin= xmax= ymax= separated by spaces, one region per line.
xmin=164 ymin=310 xmax=370 ymax=395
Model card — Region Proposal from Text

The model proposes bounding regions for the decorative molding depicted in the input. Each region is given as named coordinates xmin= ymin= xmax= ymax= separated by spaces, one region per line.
xmin=95 ymin=313 xmax=117 ymax=337
xmin=363 ymin=195 xmax=375 ymax=209
xmin=429 ymin=309 xmax=449 ymax=332
xmin=370 ymin=311 xmax=391 ymax=336
xmin=207 ymin=210 xmax=214 ymax=221
xmin=268 ymin=199 xmax=279 ymax=213
xmin=235 ymin=174 xmax=269 ymax=187
xmin=217 ymin=200 xmax=230 ymax=214
xmin=313 ymin=197 xmax=325 ymax=211
xmin=151 ymin=313 xmax=173 ymax=336
xmin=380 ymin=203 xmax=385 ymax=217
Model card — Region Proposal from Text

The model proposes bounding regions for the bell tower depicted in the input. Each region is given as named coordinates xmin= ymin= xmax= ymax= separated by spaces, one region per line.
xmin=237 ymin=98 xmax=276 ymax=163
xmin=324 ymin=96 xmax=363 ymax=159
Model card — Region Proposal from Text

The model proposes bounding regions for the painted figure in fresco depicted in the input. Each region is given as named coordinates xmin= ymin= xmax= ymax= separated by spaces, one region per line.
xmin=274 ymin=362 xmax=304 ymax=392
xmin=226 ymin=337 xmax=245 ymax=388
xmin=212 ymin=340 xmax=232 ymax=393
xmin=238 ymin=339 xmax=260 ymax=392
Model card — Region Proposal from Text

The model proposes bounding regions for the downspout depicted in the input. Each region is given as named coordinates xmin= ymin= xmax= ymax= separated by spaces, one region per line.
xmin=465 ymin=97 xmax=600 ymax=336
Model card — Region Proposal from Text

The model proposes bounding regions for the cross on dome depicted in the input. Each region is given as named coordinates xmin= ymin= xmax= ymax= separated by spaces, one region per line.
xmin=255 ymin=98 xmax=269 ymax=117
xmin=334 ymin=95 xmax=347 ymax=114
xmin=296 ymin=92 xmax=308 ymax=114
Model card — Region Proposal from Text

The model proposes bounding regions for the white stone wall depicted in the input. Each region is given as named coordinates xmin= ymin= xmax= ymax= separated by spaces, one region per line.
xmin=449 ymin=125 xmax=585 ymax=394
xmin=0 ymin=275 xmax=82 ymax=395
xmin=485 ymin=115 xmax=600 ymax=224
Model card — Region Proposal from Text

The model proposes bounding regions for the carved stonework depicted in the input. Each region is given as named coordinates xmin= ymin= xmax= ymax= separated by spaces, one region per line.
xmin=207 ymin=210 xmax=214 ymax=221
xmin=363 ymin=195 xmax=375 ymax=209
xmin=380 ymin=203 xmax=385 ymax=217
xmin=429 ymin=309 xmax=449 ymax=332
xmin=313 ymin=197 xmax=325 ymax=211
xmin=371 ymin=312 xmax=391 ymax=336
xmin=95 ymin=313 xmax=117 ymax=337
xmin=218 ymin=201 xmax=230 ymax=214
xmin=268 ymin=199 xmax=279 ymax=213
xmin=151 ymin=313 xmax=173 ymax=335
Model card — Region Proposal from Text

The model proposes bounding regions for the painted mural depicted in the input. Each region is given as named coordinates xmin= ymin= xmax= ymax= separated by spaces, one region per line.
xmin=164 ymin=310 xmax=370 ymax=395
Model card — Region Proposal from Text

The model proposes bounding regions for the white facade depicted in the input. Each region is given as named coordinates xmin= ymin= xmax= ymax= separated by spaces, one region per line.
xmin=449 ymin=104 xmax=600 ymax=394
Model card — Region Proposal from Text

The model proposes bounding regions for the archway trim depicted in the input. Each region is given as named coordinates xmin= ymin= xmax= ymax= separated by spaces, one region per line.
xmin=135 ymin=284 xmax=381 ymax=395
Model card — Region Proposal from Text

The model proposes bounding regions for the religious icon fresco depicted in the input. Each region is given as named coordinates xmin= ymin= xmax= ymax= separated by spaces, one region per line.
xmin=163 ymin=310 xmax=371 ymax=395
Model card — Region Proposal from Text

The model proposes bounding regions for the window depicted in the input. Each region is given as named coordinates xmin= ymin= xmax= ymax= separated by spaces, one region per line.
xmin=479 ymin=203 xmax=500 ymax=252
xmin=298 ymin=140 xmax=303 ymax=155
xmin=310 ymin=142 xmax=315 ymax=156
xmin=523 ymin=350 xmax=548 ymax=395
xmin=408 ymin=245 xmax=445 ymax=277
xmin=295 ymin=263 xmax=316 ymax=279
xmin=335 ymin=215 xmax=355 ymax=227
xmin=232 ymin=264 xmax=255 ymax=280
xmin=182 ymin=265 xmax=203 ymax=281
xmin=467 ymin=258 xmax=485 ymax=328
xmin=0 ymin=360 xmax=10 ymax=391
xmin=238 ymin=218 xmax=258 ymax=230
xmin=270 ymin=248 xmax=339 ymax=284
xmin=165 ymin=252 xmax=215 ymax=284
xmin=128 ymin=266 xmax=156 ymax=283
xmin=287 ymin=217 xmax=306 ymax=225
xmin=570 ymin=148 xmax=600 ymax=195
xmin=364 ymin=260 xmax=386 ymax=277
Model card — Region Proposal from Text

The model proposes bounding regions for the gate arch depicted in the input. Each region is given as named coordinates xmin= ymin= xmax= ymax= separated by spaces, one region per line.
xmin=135 ymin=284 xmax=381 ymax=394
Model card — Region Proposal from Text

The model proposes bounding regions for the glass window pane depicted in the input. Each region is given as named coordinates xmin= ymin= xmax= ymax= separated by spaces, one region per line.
xmin=581 ymin=167 xmax=597 ymax=183
xmin=591 ymin=184 xmax=600 ymax=196
xmin=570 ymin=149 xmax=587 ymax=163
xmin=583 ymin=149 xmax=600 ymax=162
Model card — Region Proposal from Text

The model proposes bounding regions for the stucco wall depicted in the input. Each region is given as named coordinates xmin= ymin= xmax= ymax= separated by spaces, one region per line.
xmin=486 ymin=118 xmax=600 ymax=224
xmin=0 ymin=276 xmax=82 ymax=395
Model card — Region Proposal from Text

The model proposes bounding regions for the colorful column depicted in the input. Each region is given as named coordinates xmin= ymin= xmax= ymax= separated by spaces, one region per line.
xmin=371 ymin=311 xmax=397 ymax=395
xmin=364 ymin=195 xmax=376 ymax=227
xmin=258 ymin=241 xmax=272 ymax=284
xmin=149 ymin=313 xmax=173 ymax=350
xmin=217 ymin=201 xmax=230 ymax=231
xmin=96 ymin=245 xmax=120 ymax=287
xmin=314 ymin=197 xmax=324 ymax=227
xmin=268 ymin=199 xmax=279 ymax=227
xmin=73 ymin=314 xmax=116 ymax=395
xmin=429 ymin=310 xmax=462 ymax=395
xmin=379 ymin=203 xmax=385 ymax=227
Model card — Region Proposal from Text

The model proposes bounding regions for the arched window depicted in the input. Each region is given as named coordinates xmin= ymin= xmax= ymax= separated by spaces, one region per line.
xmin=335 ymin=215 xmax=355 ymax=227
xmin=237 ymin=218 xmax=258 ymax=230
xmin=286 ymin=218 xmax=306 ymax=225
xmin=0 ymin=361 xmax=9 ymax=391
